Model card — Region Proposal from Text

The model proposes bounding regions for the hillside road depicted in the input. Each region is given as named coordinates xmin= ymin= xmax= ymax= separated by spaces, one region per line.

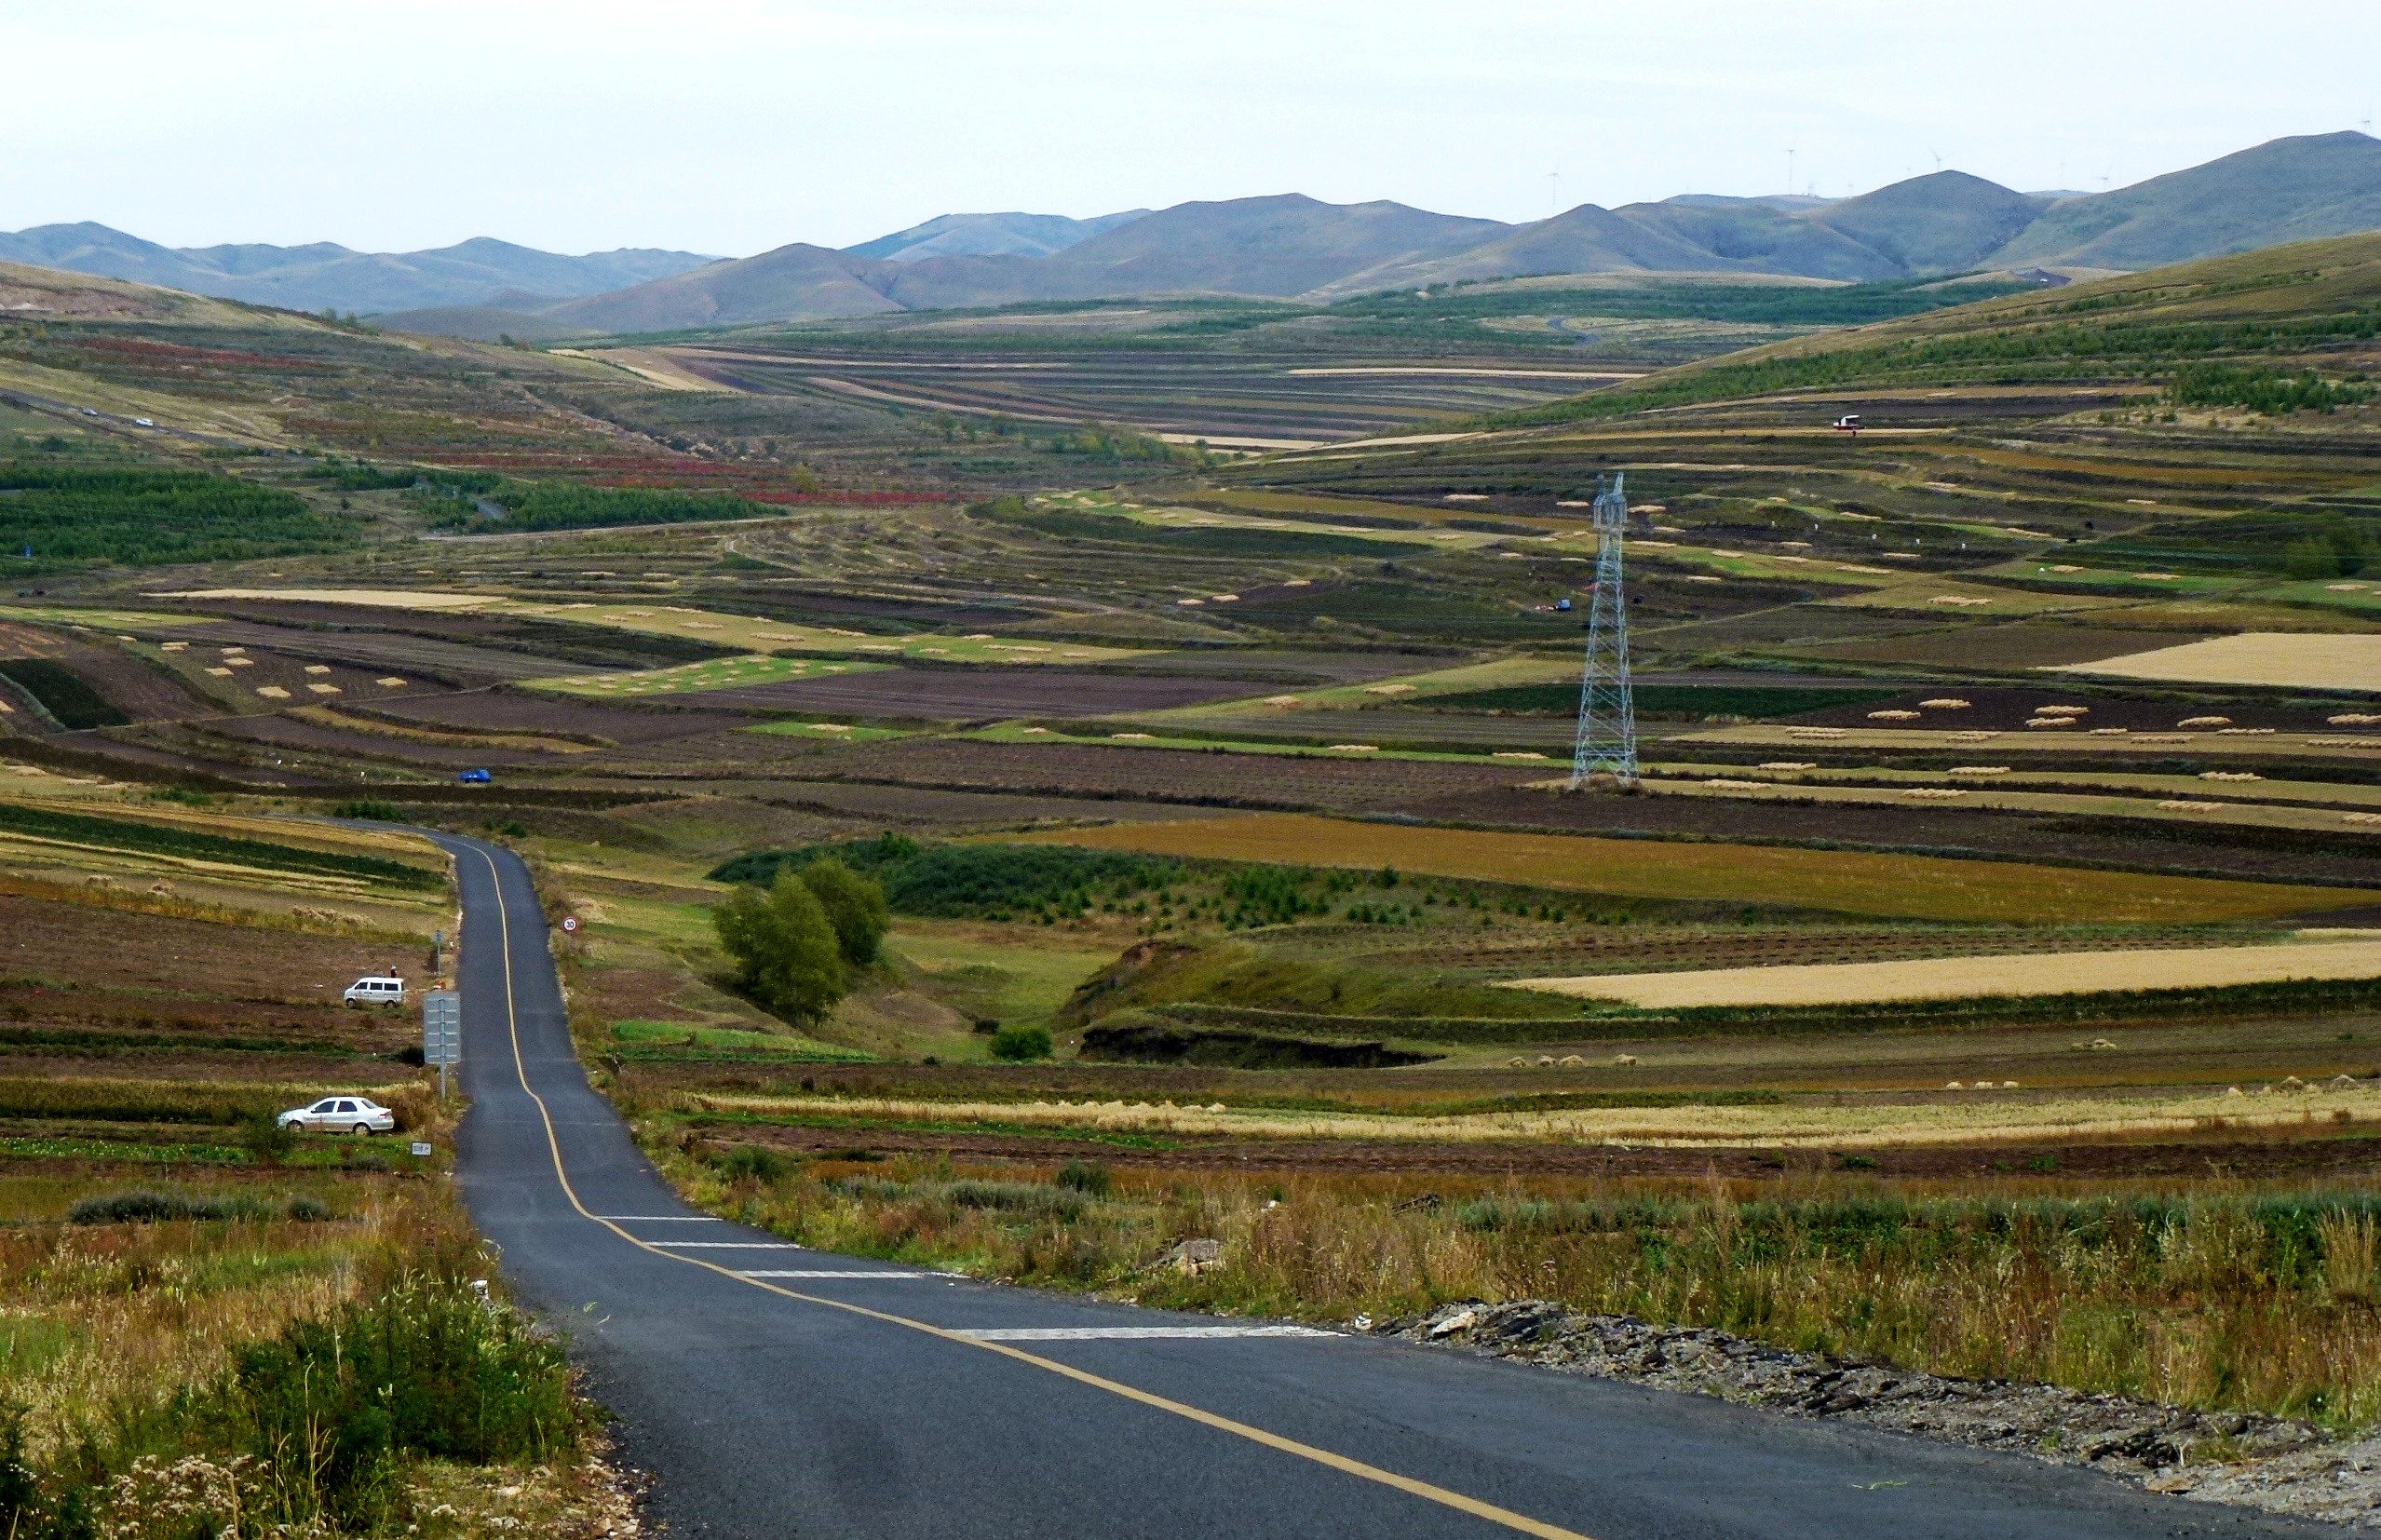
xmin=435 ymin=832 xmax=2337 ymax=1539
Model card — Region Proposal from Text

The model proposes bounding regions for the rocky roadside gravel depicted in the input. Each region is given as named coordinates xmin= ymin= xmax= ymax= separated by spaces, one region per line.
xmin=1362 ymin=1300 xmax=2381 ymax=1528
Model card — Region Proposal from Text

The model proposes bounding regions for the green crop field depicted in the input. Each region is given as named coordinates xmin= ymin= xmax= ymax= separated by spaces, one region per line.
xmin=1019 ymin=813 xmax=2381 ymax=925
xmin=0 ymin=462 xmax=352 ymax=572
xmin=0 ymin=802 xmax=444 ymax=888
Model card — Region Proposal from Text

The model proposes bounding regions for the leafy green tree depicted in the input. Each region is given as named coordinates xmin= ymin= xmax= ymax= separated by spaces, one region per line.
xmin=799 ymin=857 xmax=888 ymax=966
xmin=990 ymin=1023 xmax=1053 ymax=1061
xmin=713 ymin=871 xmax=846 ymax=1023
xmin=2287 ymin=537 xmax=2346 ymax=580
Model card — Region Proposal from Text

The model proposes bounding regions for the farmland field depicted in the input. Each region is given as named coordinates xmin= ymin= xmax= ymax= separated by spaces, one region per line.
xmin=1511 ymin=935 xmax=2381 ymax=1008
xmin=1017 ymin=812 xmax=2381 ymax=924
xmin=7 ymin=231 xmax=2381 ymax=1487
xmin=2051 ymin=631 xmax=2381 ymax=691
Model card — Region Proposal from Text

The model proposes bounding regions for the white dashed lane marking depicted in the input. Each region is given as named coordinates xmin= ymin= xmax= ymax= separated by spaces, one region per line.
xmin=738 ymin=1270 xmax=940 ymax=1280
xmin=599 ymin=1215 xmax=724 ymax=1223
xmin=953 ymin=1327 xmax=1333 ymax=1342
xmin=651 ymin=1242 xmax=805 ymax=1250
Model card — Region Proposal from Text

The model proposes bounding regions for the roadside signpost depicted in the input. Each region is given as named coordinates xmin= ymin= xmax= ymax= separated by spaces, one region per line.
xmin=423 ymin=989 xmax=461 ymax=1099
xmin=561 ymin=915 xmax=578 ymax=934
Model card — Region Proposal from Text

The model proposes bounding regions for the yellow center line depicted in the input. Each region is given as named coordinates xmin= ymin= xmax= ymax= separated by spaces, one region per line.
xmin=467 ymin=844 xmax=1590 ymax=1540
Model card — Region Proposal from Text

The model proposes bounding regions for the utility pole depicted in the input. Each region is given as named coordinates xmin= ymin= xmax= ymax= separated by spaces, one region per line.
xmin=1571 ymin=474 xmax=1639 ymax=787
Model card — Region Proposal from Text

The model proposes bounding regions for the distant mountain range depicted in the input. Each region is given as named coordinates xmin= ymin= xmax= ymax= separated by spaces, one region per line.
xmin=0 ymin=225 xmax=716 ymax=315
xmin=845 ymin=209 xmax=1151 ymax=263
xmin=5 ymin=132 xmax=2374 ymax=338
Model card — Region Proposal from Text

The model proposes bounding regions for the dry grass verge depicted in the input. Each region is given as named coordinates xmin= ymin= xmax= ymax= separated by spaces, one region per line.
xmin=658 ymin=1143 xmax=2381 ymax=1435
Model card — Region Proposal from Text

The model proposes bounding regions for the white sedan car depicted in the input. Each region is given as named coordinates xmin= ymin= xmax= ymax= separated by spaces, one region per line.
xmin=277 ymin=1096 xmax=396 ymax=1135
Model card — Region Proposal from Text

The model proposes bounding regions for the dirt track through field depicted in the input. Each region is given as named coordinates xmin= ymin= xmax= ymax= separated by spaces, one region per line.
xmin=1512 ymin=936 xmax=2381 ymax=1007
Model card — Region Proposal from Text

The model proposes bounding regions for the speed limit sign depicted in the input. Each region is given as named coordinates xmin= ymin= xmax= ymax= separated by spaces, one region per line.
xmin=561 ymin=915 xmax=579 ymax=933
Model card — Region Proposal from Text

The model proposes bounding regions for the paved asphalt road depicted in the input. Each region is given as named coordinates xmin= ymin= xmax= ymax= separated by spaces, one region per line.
xmin=436 ymin=833 xmax=2339 ymax=1539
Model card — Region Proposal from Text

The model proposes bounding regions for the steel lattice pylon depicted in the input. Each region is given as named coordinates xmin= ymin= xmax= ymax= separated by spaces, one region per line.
xmin=1570 ymin=472 xmax=1638 ymax=786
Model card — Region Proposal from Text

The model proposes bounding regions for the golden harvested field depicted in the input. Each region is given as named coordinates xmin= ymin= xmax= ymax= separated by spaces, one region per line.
xmin=2050 ymin=631 xmax=2381 ymax=692
xmin=1022 ymin=813 xmax=2381 ymax=925
xmin=158 ymin=587 xmax=499 ymax=611
xmin=1510 ymin=935 xmax=2381 ymax=1008
xmin=155 ymin=589 xmax=1148 ymax=666
xmin=688 ymin=1083 xmax=2381 ymax=1151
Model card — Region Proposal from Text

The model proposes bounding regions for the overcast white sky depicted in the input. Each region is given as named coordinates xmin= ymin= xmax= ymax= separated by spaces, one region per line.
xmin=5 ymin=0 xmax=2376 ymax=257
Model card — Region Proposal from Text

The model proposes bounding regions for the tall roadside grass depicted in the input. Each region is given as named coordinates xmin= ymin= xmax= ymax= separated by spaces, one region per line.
xmin=0 ymin=1181 xmax=583 ymax=1538
xmin=665 ymin=1141 xmax=2381 ymax=1432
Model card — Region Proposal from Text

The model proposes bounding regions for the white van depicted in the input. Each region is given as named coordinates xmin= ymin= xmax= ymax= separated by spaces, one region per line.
xmin=343 ymin=975 xmax=405 ymax=1007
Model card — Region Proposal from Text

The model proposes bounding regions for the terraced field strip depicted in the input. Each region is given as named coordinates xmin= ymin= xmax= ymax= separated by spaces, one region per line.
xmin=970 ymin=723 xmax=1558 ymax=767
xmin=746 ymin=720 xmax=912 ymax=742
xmin=686 ymin=1082 xmax=2381 ymax=1152
xmin=1653 ymin=762 xmax=2381 ymax=808
xmin=1683 ymin=723 xmax=2381 ymax=760
xmin=1627 ymin=541 xmax=1901 ymax=588
xmin=0 ymin=795 xmax=448 ymax=873
xmin=1982 ymin=561 xmax=2248 ymax=598
xmin=1509 ymin=936 xmax=2381 ymax=1008
xmin=530 ymin=655 xmax=890 ymax=698
xmin=2050 ymin=632 xmax=2381 ymax=693
xmin=508 ymin=601 xmax=1152 ymax=665
xmin=156 ymin=588 xmax=500 ymax=612
xmin=1639 ymin=777 xmax=2381 ymax=835
xmin=1018 ymin=812 xmax=2379 ymax=925
xmin=1823 ymin=580 xmax=2140 ymax=616
xmin=1055 ymin=494 xmax=1508 ymax=552
xmin=1151 ymin=655 xmax=1576 ymax=719
xmin=2 ymin=602 xmax=226 ymax=631
xmin=148 ymin=589 xmax=1150 ymax=666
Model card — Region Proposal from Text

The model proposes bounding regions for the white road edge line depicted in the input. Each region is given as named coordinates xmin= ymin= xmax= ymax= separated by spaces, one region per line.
xmin=953 ymin=1327 xmax=1333 ymax=1341
xmin=598 ymin=1215 xmax=724 ymax=1222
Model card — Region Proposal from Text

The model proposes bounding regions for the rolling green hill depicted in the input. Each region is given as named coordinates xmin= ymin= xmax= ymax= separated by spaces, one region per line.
xmin=1491 ymin=231 xmax=2381 ymax=426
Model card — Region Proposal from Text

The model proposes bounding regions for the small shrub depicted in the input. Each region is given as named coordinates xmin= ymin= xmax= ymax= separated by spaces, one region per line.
xmin=68 ymin=1191 xmax=257 ymax=1224
xmin=989 ymin=1023 xmax=1053 ymax=1061
xmin=715 ymin=1144 xmax=792 ymax=1184
xmin=335 ymin=799 xmax=403 ymax=822
xmin=284 ymin=1196 xmax=332 ymax=1223
xmin=1054 ymin=1159 xmax=1113 ymax=1196
xmin=942 ymin=1181 xmax=1084 ymax=1220
xmin=239 ymin=1113 xmax=299 ymax=1166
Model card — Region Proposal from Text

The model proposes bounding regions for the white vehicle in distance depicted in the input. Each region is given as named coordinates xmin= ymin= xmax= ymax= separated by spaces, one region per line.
xmin=343 ymin=974 xmax=405 ymax=1007
xmin=277 ymin=1096 xmax=395 ymax=1135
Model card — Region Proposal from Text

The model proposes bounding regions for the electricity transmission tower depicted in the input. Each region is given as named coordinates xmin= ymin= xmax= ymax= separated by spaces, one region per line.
xmin=1570 ymin=473 xmax=1638 ymax=786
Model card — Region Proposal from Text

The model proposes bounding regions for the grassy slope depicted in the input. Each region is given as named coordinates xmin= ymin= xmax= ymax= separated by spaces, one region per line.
xmin=1487 ymin=232 xmax=2381 ymax=426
